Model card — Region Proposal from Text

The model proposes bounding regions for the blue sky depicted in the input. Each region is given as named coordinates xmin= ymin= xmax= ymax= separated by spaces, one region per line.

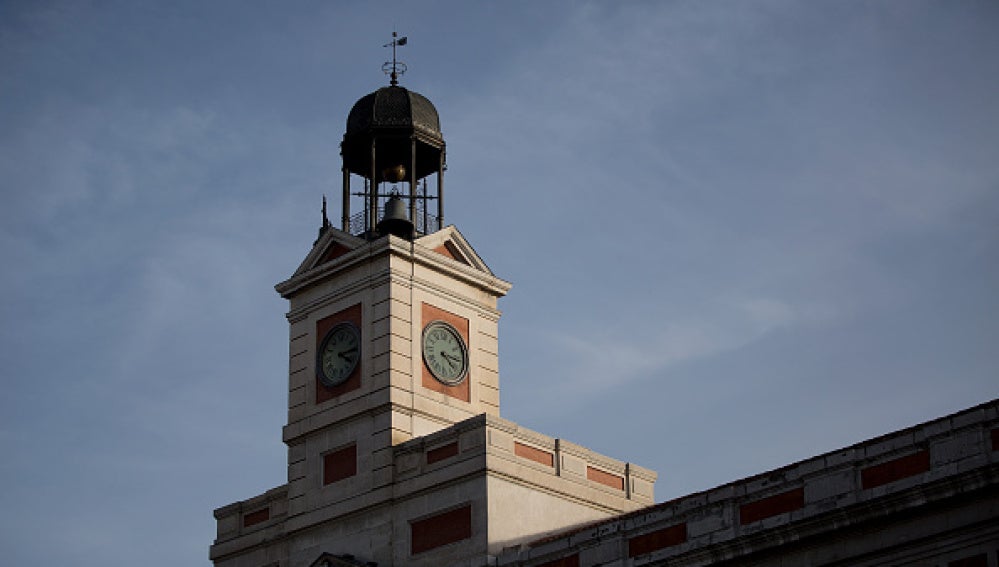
xmin=1 ymin=1 xmax=997 ymax=565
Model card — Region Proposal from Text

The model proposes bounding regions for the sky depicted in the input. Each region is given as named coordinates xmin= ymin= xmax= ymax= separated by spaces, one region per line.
xmin=1 ymin=1 xmax=997 ymax=565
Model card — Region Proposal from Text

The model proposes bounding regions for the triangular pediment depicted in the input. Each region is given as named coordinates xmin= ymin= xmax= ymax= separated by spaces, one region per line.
xmin=416 ymin=225 xmax=493 ymax=275
xmin=276 ymin=225 xmax=506 ymax=300
xmin=290 ymin=227 xmax=367 ymax=279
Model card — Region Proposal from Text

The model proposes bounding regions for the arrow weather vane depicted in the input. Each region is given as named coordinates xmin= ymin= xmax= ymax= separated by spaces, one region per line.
xmin=382 ymin=31 xmax=408 ymax=86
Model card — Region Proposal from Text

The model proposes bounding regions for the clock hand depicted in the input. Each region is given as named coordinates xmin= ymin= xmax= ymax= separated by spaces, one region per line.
xmin=338 ymin=352 xmax=354 ymax=361
xmin=439 ymin=351 xmax=458 ymax=368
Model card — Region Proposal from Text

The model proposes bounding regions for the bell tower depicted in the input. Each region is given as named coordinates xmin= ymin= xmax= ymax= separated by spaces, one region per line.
xmin=268 ymin=38 xmax=512 ymax=536
xmin=338 ymin=31 xmax=445 ymax=240
xmin=211 ymin=39 xmax=656 ymax=567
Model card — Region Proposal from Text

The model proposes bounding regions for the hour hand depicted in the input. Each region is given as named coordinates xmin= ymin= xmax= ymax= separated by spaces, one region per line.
xmin=440 ymin=351 xmax=459 ymax=368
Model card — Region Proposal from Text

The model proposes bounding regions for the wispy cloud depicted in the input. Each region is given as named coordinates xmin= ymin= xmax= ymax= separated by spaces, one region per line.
xmin=540 ymin=295 xmax=825 ymax=397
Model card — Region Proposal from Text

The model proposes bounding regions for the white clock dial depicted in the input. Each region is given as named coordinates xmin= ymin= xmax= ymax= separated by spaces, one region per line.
xmin=317 ymin=323 xmax=360 ymax=387
xmin=422 ymin=321 xmax=469 ymax=386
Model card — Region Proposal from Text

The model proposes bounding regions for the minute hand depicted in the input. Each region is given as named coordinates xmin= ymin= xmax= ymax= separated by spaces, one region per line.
xmin=439 ymin=351 xmax=460 ymax=368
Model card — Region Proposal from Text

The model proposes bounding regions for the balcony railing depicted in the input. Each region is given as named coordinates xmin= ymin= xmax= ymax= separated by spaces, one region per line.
xmin=347 ymin=207 xmax=440 ymax=237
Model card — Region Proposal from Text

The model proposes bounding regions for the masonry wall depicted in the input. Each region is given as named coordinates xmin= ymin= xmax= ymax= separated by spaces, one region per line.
xmin=212 ymin=411 xmax=658 ymax=567
xmin=503 ymin=399 xmax=999 ymax=567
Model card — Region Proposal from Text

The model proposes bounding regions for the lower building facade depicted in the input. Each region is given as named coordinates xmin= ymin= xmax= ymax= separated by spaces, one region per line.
xmin=497 ymin=399 xmax=999 ymax=567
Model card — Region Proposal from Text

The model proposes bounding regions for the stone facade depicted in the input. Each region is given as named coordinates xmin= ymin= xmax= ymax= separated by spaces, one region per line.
xmin=496 ymin=399 xmax=999 ymax=567
xmin=210 ymin=225 xmax=657 ymax=567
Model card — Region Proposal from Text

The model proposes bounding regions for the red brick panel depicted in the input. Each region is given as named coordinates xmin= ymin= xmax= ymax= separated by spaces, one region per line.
xmin=316 ymin=303 xmax=363 ymax=404
xmin=587 ymin=466 xmax=625 ymax=490
xmin=628 ymin=523 xmax=687 ymax=557
xmin=990 ymin=428 xmax=999 ymax=451
xmin=242 ymin=507 xmax=270 ymax=528
xmin=323 ymin=444 xmax=357 ymax=485
xmin=421 ymin=303 xmax=470 ymax=402
xmin=949 ymin=553 xmax=988 ymax=567
xmin=433 ymin=241 xmax=469 ymax=265
xmin=536 ymin=554 xmax=580 ymax=567
xmin=514 ymin=442 xmax=554 ymax=467
xmin=427 ymin=441 xmax=459 ymax=464
xmin=739 ymin=487 xmax=805 ymax=525
xmin=410 ymin=504 xmax=472 ymax=555
xmin=319 ymin=243 xmax=352 ymax=264
xmin=860 ymin=450 xmax=930 ymax=489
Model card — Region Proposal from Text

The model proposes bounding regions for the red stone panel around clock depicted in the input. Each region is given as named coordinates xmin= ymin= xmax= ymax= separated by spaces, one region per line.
xmin=315 ymin=303 xmax=362 ymax=404
xmin=421 ymin=303 xmax=470 ymax=402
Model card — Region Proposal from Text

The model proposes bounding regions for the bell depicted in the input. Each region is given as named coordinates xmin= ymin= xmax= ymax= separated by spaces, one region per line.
xmin=382 ymin=164 xmax=407 ymax=183
xmin=377 ymin=195 xmax=413 ymax=239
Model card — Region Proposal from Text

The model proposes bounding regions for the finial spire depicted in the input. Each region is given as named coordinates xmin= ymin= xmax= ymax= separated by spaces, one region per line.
xmin=321 ymin=194 xmax=332 ymax=233
xmin=316 ymin=195 xmax=332 ymax=243
xmin=382 ymin=31 xmax=408 ymax=86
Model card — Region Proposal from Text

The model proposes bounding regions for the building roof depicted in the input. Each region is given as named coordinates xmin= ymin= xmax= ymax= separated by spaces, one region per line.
xmin=345 ymin=85 xmax=442 ymax=141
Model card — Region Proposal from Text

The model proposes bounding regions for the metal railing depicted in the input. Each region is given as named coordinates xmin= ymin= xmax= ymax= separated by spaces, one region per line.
xmin=348 ymin=208 xmax=440 ymax=237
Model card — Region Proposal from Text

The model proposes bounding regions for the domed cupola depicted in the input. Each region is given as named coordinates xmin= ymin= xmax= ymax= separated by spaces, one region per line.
xmin=345 ymin=87 xmax=442 ymax=145
xmin=336 ymin=33 xmax=446 ymax=240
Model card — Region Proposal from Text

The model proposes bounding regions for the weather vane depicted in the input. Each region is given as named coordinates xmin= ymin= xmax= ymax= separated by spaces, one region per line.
xmin=382 ymin=31 xmax=408 ymax=86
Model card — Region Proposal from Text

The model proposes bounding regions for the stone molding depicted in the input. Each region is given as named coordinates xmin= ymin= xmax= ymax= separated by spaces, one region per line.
xmin=414 ymin=225 xmax=493 ymax=274
xmin=211 ymin=485 xmax=289 ymax=560
xmin=277 ymin=229 xmax=511 ymax=301
xmin=393 ymin=413 xmax=656 ymax=507
xmin=497 ymin=398 xmax=999 ymax=566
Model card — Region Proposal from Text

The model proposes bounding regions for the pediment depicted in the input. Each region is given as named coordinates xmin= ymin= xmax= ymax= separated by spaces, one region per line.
xmin=290 ymin=227 xmax=367 ymax=279
xmin=277 ymin=225 xmax=504 ymax=300
xmin=416 ymin=225 xmax=493 ymax=275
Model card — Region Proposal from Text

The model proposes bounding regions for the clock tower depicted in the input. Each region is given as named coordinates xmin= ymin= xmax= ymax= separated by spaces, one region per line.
xmin=211 ymin=49 xmax=656 ymax=567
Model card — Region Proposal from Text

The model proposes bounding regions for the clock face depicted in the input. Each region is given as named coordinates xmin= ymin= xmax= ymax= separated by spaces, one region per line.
xmin=317 ymin=322 xmax=360 ymax=387
xmin=422 ymin=321 xmax=469 ymax=386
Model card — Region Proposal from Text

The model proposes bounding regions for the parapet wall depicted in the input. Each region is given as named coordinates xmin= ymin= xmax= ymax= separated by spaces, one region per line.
xmin=394 ymin=414 xmax=657 ymax=510
xmin=503 ymin=399 xmax=999 ymax=567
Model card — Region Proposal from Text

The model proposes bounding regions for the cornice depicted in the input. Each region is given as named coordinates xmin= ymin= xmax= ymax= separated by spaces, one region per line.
xmin=275 ymin=236 xmax=392 ymax=299
xmin=275 ymin=233 xmax=511 ymax=301
xmin=402 ymin=236 xmax=512 ymax=296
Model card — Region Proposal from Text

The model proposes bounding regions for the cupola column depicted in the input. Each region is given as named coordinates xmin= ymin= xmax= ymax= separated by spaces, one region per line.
xmin=409 ymin=136 xmax=418 ymax=235
xmin=341 ymin=166 xmax=350 ymax=232
xmin=438 ymin=151 xmax=445 ymax=228
xmin=369 ymin=139 xmax=378 ymax=232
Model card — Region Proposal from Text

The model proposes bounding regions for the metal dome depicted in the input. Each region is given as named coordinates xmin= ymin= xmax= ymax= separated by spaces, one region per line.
xmin=345 ymin=86 xmax=442 ymax=143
